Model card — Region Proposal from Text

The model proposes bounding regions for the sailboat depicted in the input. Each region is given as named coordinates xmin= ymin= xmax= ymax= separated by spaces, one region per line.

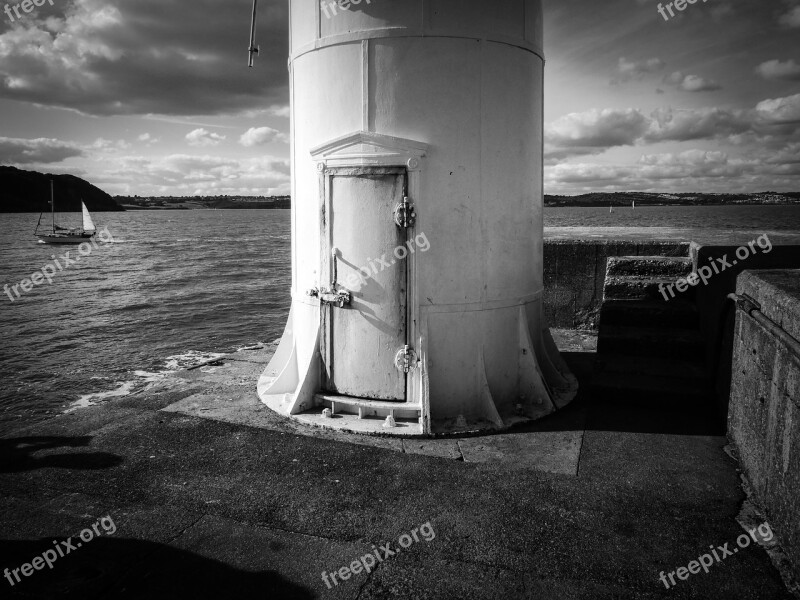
xmin=632 ymin=200 xmax=636 ymax=210
xmin=35 ymin=180 xmax=97 ymax=244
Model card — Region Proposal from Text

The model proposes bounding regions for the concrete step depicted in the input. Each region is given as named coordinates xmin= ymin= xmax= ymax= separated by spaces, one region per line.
xmin=315 ymin=394 xmax=422 ymax=421
xmin=606 ymin=256 xmax=693 ymax=278
xmin=603 ymin=276 xmax=696 ymax=301
xmin=599 ymin=299 xmax=699 ymax=328
xmin=591 ymin=371 xmax=711 ymax=405
xmin=594 ymin=354 xmax=707 ymax=381
xmin=597 ymin=325 xmax=705 ymax=358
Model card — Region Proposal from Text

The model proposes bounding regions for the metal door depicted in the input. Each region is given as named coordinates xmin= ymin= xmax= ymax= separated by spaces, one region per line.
xmin=321 ymin=168 xmax=408 ymax=401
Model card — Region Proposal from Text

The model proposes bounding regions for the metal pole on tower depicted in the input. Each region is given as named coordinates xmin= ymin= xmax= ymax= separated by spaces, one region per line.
xmin=247 ymin=0 xmax=259 ymax=67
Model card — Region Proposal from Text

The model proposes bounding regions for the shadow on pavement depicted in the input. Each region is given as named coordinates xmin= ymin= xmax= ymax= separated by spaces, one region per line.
xmin=0 ymin=437 xmax=123 ymax=473
xmin=0 ymin=537 xmax=315 ymax=600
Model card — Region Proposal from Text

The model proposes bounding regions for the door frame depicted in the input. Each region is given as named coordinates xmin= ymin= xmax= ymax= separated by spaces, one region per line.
xmin=310 ymin=131 xmax=427 ymax=409
xmin=320 ymin=166 xmax=408 ymax=400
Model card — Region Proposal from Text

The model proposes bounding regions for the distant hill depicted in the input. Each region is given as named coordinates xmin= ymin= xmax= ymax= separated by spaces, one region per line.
xmin=544 ymin=191 xmax=800 ymax=207
xmin=114 ymin=195 xmax=291 ymax=210
xmin=0 ymin=166 xmax=124 ymax=213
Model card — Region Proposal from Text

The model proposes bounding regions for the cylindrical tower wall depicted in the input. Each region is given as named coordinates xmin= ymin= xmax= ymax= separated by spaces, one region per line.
xmin=262 ymin=0 xmax=575 ymax=433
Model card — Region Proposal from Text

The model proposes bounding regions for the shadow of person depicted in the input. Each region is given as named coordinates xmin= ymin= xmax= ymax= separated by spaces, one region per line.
xmin=0 ymin=436 xmax=123 ymax=473
xmin=0 ymin=537 xmax=315 ymax=600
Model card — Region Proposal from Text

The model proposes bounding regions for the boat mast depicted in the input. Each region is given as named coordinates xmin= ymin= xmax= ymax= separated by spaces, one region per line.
xmin=51 ymin=179 xmax=55 ymax=234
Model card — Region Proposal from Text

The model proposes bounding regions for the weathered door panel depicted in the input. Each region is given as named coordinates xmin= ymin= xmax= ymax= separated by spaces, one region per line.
xmin=322 ymin=169 xmax=407 ymax=401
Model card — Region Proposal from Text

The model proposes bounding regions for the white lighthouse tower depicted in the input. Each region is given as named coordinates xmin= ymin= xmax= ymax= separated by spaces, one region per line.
xmin=258 ymin=0 xmax=577 ymax=435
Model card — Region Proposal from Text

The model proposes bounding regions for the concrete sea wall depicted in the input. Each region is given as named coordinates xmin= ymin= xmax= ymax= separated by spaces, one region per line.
xmin=543 ymin=239 xmax=689 ymax=329
xmin=727 ymin=270 xmax=800 ymax=582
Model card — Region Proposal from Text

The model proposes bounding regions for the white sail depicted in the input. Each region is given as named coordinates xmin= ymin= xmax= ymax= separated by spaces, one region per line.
xmin=81 ymin=202 xmax=96 ymax=232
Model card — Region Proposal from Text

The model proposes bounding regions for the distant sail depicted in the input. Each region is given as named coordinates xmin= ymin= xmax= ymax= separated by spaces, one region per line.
xmin=81 ymin=202 xmax=96 ymax=232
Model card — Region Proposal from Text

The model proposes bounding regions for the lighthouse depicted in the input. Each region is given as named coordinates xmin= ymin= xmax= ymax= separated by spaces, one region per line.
xmin=258 ymin=0 xmax=578 ymax=435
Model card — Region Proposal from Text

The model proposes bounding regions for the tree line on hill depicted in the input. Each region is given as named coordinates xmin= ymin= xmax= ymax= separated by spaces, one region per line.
xmin=2 ymin=167 xmax=797 ymax=212
xmin=0 ymin=166 xmax=124 ymax=213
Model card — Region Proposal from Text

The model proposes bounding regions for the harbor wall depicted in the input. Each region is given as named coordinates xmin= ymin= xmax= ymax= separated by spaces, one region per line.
xmin=543 ymin=239 xmax=689 ymax=329
xmin=728 ymin=270 xmax=800 ymax=582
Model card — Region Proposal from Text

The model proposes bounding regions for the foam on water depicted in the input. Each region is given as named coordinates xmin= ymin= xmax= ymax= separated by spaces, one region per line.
xmin=164 ymin=350 xmax=226 ymax=371
xmin=65 ymin=381 xmax=137 ymax=412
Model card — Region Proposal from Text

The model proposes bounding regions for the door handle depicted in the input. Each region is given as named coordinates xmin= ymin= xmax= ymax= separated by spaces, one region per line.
xmin=307 ymin=287 xmax=351 ymax=308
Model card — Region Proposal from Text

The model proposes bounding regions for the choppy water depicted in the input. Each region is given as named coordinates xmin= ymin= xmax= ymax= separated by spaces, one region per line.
xmin=544 ymin=205 xmax=800 ymax=230
xmin=1 ymin=206 xmax=798 ymax=430
xmin=0 ymin=210 xmax=291 ymax=428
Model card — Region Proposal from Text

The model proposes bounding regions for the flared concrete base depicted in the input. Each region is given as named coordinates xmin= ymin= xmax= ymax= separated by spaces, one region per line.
xmin=258 ymin=296 xmax=579 ymax=437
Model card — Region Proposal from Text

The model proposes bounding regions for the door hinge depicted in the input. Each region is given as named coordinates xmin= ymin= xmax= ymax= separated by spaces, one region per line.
xmin=393 ymin=196 xmax=416 ymax=228
xmin=394 ymin=345 xmax=418 ymax=373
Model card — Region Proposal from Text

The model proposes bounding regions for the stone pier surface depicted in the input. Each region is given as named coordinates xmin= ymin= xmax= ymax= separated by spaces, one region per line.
xmin=0 ymin=335 xmax=795 ymax=599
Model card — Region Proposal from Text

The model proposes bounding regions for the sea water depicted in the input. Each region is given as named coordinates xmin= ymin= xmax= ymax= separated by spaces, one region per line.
xmin=1 ymin=206 xmax=799 ymax=430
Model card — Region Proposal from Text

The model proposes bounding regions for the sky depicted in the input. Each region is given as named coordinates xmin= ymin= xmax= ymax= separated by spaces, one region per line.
xmin=0 ymin=0 xmax=798 ymax=197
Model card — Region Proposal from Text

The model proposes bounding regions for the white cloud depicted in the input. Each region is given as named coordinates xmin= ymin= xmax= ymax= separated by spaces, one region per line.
xmin=755 ymin=59 xmax=800 ymax=81
xmin=93 ymin=153 xmax=291 ymax=196
xmin=0 ymin=136 xmax=84 ymax=163
xmin=645 ymin=107 xmax=751 ymax=142
xmin=544 ymin=144 xmax=800 ymax=194
xmin=755 ymin=93 xmax=800 ymax=125
xmin=664 ymin=72 xmax=722 ymax=92
xmin=545 ymin=108 xmax=649 ymax=149
xmin=543 ymin=94 xmax=800 ymax=166
xmin=239 ymin=126 xmax=288 ymax=147
xmin=639 ymin=150 xmax=729 ymax=167
xmin=185 ymin=128 xmax=226 ymax=147
xmin=611 ymin=57 xmax=666 ymax=85
xmin=90 ymin=138 xmax=130 ymax=150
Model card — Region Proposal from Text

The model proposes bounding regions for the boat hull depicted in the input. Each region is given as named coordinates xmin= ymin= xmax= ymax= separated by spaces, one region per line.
xmin=37 ymin=233 xmax=95 ymax=244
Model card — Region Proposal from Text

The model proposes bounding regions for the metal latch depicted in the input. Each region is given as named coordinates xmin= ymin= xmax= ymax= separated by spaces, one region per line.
xmin=394 ymin=345 xmax=418 ymax=373
xmin=307 ymin=287 xmax=351 ymax=308
xmin=393 ymin=196 xmax=416 ymax=228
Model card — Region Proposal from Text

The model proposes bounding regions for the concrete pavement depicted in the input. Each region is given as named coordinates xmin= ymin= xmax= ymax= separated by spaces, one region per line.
xmin=0 ymin=333 xmax=794 ymax=599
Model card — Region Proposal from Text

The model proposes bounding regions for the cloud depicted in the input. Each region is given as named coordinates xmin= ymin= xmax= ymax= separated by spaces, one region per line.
xmin=239 ymin=126 xmax=288 ymax=147
xmin=545 ymin=108 xmax=650 ymax=157
xmin=0 ymin=0 xmax=289 ymax=116
xmin=664 ymin=71 xmax=722 ymax=92
xmin=544 ymin=93 xmax=800 ymax=162
xmin=638 ymin=150 xmax=729 ymax=167
xmin=185 ymin=128 xmax=226 ymax=147
xmin=0 ymin=136 xmax=84 ymax=163
xmin=755 ymin=93 xmax=800 ymax=125
xmin=645 ymin=107 xmax=751 ymax=142
xmin=611 ymin=57 xmax=666 ymax=85
xmin=779 ymin=5 xmax=800 ymax=27
xmin=93 ymin=153 xmax=291 ymax=196
xmin=136 ymin=133 xmax=160 ymax=145
xmin=90 ymin=138 xmax=130 ymax=150
xmin=544 ymin=142 xmax=800 ymax=194
xmin=755 ymin=59 xmax=800 ymax=81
